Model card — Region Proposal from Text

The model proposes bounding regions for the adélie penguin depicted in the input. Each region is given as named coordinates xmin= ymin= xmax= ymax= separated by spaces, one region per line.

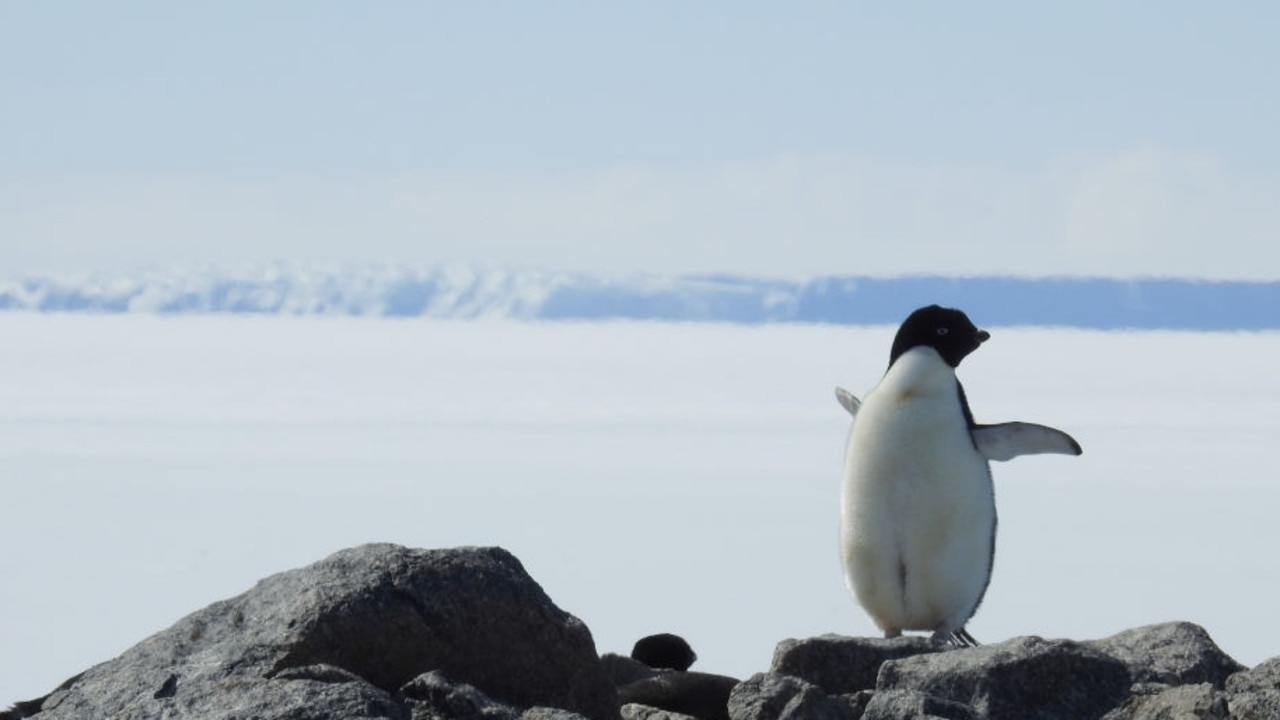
xmin=837 ymin=305 xmax=1082 ymax=646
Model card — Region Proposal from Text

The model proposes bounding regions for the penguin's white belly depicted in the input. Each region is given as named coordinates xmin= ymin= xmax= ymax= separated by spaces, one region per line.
xmin=840 ymin=356 xmax=995 ymax=634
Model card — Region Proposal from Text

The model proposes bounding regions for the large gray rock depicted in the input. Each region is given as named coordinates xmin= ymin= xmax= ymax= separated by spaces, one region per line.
xmin=769 ymin=634 xmax=942 ymax=695
xmin=1084 ymin=622 xmax=1244 ymax=689
xmin=9 ymin=544 xmax=618 ymax=720
xmin=876 ymin=636 xmax=1131 ymax=720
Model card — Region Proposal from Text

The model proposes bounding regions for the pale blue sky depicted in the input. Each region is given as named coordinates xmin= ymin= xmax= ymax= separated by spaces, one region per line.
xmin=3 ymin=2 xmax=1278 ymax=277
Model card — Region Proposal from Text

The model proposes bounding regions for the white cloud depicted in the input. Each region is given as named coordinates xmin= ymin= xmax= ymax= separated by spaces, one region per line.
xmin=2 ymin=146 xmax=1277 ymax=278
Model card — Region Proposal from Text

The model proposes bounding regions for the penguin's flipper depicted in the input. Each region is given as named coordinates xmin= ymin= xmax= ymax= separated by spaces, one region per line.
xmin=971 ymin=422 xmax=1083 ymax=462
xmin=834 ymin=386 xmax=861 ymax=417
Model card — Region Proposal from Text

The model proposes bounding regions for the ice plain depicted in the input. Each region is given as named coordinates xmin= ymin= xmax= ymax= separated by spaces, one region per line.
xmin=1 ymin=314 xmax=1278 ymax=704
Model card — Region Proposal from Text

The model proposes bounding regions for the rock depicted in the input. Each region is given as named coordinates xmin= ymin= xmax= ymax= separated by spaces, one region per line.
xmin=621 ymin=703 xmax=701 ymax=720
xmin=1226 ymin=656 xmax=1280 ymax=693
xmin=726 ymin=673 xmax=850 ymax=720
xmin=841 ymin=690 xmax=874 ymax=719
xmin=602 ymin=653 xmax=660 ymax=688
xmin=399 ymin=670 xmax=520 ymax=720
xmin=877 ymin=636 xmax=1131 ymax=720
xmin=10 ymin=544 xmax=618 ymax=720
xmin=858 ymin=689 xmax=976 ymax=720
xmin=619 ymin=672 xmax=740 ymax=720
xmin=1228 ymin=689 xmax=1280 ymax=720
xmin=632 ymin=635 xmax=698 ymax=672
xmin=520 ymin=708 xmax=593 ymax=720
xmin=1085 ymin=622 xmax=1244 ymax=689
xmin=769 ymin=634 xmax=943 ymax=695
xmin=1099 ymin=683 xmax=1229 ymax=720
xmin=1223 ymin=659 xmax=1280 ymax=720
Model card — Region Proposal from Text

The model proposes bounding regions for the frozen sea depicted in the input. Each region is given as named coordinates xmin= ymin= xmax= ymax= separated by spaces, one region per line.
xmin=2 ymin=314 xmax=1278 ymax=704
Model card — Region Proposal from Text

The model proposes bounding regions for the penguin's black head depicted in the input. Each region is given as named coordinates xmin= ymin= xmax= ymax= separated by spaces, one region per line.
xmin=889 ymin=305 xmax=989 ymax=368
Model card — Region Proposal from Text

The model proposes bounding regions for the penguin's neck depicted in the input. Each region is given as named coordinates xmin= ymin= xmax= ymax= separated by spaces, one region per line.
xmin=881 ymin=346 xmax=957 ymax=401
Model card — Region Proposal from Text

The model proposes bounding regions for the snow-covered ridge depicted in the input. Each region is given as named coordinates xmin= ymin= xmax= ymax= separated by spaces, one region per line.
xmin=2 ymin=263 xmax=1278 ymax=330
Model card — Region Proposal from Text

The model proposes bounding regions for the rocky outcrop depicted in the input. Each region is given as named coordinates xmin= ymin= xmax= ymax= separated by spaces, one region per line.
xmin=3 ymin=544 xmax=615 ymax=720
xmin=743 ymin=622 xmax=1262 ymax=720
xmin=6 ymin=545 xmax=1279 ymax=720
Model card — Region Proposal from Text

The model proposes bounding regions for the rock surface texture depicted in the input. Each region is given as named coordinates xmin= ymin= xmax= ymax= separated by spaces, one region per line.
xmin=5 ymin=544 xmax=1279 ymax=720
xmin=3 ymin=544 xmax=615 ymax=720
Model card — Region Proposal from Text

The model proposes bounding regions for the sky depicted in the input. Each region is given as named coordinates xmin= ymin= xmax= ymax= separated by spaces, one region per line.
xmin=3 ymin=2 xmax=1279 ymax=278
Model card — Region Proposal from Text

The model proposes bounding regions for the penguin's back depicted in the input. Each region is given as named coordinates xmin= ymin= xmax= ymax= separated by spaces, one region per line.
xmin=840 ymin=347 xmax=995 ymax=635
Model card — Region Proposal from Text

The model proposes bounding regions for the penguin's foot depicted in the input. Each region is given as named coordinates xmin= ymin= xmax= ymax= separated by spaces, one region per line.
xmin=933 ymin=627 xmax=981 ymax=647
xmin=882 ymin=628 xmax=902 ymax=639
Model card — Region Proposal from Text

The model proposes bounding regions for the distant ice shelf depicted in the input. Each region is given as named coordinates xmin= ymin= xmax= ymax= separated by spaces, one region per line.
xmin=1 ymin=264 xmax=1277 ymax=330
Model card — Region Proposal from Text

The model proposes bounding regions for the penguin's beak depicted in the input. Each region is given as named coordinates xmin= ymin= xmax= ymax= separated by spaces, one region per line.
xmin=975 ymin=329 xmax=990 ymax=343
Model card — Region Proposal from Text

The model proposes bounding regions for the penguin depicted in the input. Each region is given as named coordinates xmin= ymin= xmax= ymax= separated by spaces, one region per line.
xmin=838 ymin=305 xmax=1081 ymax=646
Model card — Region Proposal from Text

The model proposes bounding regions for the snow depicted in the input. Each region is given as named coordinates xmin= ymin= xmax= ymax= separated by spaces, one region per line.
xmin=2 ymin=264 xmax=1279 ymax=329
xmin=2 ymin=315 xmax=1278 ymax=704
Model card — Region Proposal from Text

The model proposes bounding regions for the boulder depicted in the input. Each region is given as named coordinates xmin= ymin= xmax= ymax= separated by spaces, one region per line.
xmin=1084 ymin=622 xmax=1244 ymax=689
xmin=769 ymin=634 xmax=943 ymax=695
xmin=1224 ymin=657 xmax=1280 ymax=720
xmin=8 ymin=544 xmax=617 ymax=720
xmin=1226 ymin=656 xmax=1280 ymax=694
xmin=876 ymin=636 xmax=1131 ymax=720
xmin=1228 ymin=689 xmax=1280 ymax=720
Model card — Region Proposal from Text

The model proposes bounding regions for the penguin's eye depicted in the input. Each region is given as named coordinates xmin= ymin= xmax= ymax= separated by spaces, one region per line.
xmin=936 ymin=328 xmax=949 ymax=336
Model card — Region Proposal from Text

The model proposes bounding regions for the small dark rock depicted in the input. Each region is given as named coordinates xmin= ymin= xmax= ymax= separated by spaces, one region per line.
xmin=770 ymin=634 xmax=943 ymax=695
xmin=1085 ymin=622 xmax=1244 ymax=689
xmin=726 ymin=672 xmax=851 ymax=720
xmin=877 ymin=635 xmax=1131 ymax=720
xmin=633 ymin=635 xmax=698 ymax=672
xmin=152 ymin=673 xmax=179 ymax=700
